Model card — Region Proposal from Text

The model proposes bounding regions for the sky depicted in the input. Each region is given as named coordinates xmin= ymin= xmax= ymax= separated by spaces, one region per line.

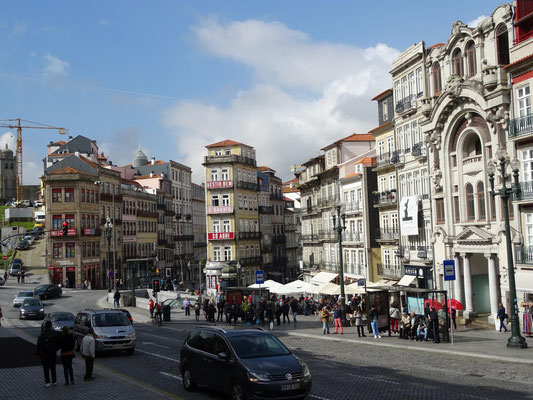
xmin=0 ymin=0 xmax=507 ymax=184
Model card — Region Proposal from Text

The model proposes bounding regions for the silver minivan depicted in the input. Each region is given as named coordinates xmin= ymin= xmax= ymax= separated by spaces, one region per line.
xmin=73 ymin=309 xmax=136 ymax=354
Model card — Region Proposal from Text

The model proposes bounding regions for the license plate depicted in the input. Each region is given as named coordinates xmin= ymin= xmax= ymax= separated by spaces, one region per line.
xmin=28 ymin=313 xmax=35 ymax=316
xmin=281 ymin=383 xmax=300 ymax=391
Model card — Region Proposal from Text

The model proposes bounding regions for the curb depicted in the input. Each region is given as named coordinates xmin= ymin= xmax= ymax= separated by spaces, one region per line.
xmin=282 ymin=331 xmax=533 ymax=365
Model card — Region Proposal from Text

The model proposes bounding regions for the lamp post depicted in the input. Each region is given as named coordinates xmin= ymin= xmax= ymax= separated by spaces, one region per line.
xmin=96 ymin=180 xmax=116 ymax=291
xmin=236 ymin=261 xmax=242 ymax=287
xmin=104 ymin=217 xmax=113 ymax=293
xmin=487 ymin=147 xmax=527 ymax=349
xmin=332 ymin=205 xmax=348 ymax=326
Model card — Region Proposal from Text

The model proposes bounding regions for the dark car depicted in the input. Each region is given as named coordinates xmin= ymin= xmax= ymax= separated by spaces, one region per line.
xmin=34 ymin=284 xmax=62 ymax=300
xmin=9 ymin=263 xmax=22 ymax=276
xmin=41 ymin=312 xmax=75 ymax=333
xmin=180 ymin=327 xmax=311 ymax=399
xmin=16 ymin=240 xmax=29 ymax=250
xmin=19 ymin=298 xmax=45 ymax=320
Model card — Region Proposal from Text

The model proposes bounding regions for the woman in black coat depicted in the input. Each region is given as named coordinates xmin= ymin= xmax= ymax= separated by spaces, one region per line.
xmin=57 ymin=326 xmax=76 ymax=385
xmin=497 ymin=303 xmax=508 ymax=332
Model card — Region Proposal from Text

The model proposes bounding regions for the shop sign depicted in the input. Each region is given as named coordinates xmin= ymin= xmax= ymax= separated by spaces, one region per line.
xmin=58 ymin=260 xmax=74 ymax=266
xmin=404 ymin=266 xmax=418 ymax=276
xmin=208 ymin=232 xmax=234 ymax=240
xmin=207 ymin=180 xmax=233 ymax=189
xmin=207 ymin=205 xmax=234 ymax=214
xmin=66 ymin=267 xmax=76 ymax=272
xmin=83 ymin=228 xmax=95 ymax=235
xmin=51 ymin=229 xmax=76 ymax=237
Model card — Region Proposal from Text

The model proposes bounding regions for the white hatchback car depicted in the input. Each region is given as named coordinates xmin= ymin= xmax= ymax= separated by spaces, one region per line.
xmin=13 ymin=290 xmax=38 ymax=307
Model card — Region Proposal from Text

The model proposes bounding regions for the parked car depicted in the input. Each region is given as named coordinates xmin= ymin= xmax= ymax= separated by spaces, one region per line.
xmin=23 ymin=235 xmax=34 ymax=245
xmin=73 ymin=309 xmax=136 ymax=354
xmin=34 ymin=284 xmax=62 ymax=300
xmin=9 ymin=263 xmax=22 ymax=276
xmin=12 ymin=258 xmax=23 ymax=265
xmin=0 ymin=277 xmax=5 ymax=286
xmin=20 ymin=298 xmax=45 ymax=320
xmin=13 ymin=290 xmax=38 ymax=307
xmin=34 ymin=200 xmax=43 ymax=208
xmin=16 ymin=240 xmax=29 ymax=250
xmin=41 ymin=312 xmax=75 ymax=333
xmin=180 ymin=327 xmax=312 ymax=399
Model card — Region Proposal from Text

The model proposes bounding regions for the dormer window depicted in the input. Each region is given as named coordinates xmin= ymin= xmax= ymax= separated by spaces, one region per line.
xmin=225 ymin=149 xmax=231 ymax=156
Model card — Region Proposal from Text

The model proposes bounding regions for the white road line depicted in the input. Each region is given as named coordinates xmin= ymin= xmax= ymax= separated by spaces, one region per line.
xmin=308 ymin=395 xmax=331 ymax=400
xmin=142 ymin=341 xmax=170 ymax=349
xmin=135 ymin=348 xmax=180 ymax=363
xmin=159 ymin=371 xmax=182 ymax=381
xmin=348 ymin=373 xmax=401 ymax=385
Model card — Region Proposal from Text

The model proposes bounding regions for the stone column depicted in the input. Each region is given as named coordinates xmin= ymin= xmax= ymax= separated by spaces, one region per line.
xmin=453 ymin=253 xmax=464 ymax=305
xmin=486 ymin=253 xmax=499 ymax=321
xmin=461 ymin=253 xmax=476 ymax=318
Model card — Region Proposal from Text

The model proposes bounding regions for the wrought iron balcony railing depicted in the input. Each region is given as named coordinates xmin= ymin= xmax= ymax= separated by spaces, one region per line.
xmin=377 ymin=263 xmax=402 ymax=279
xmin=509 ymin=114 xmax=533 ymax=139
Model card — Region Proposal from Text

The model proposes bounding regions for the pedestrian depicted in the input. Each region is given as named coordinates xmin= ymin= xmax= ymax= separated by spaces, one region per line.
xmin=194 ymin=300 xmax=201 ymax=321
xmin=184 ymin=297 xmax=191 ymax=316
xmin=36 ymin=320 xmax=58 ymax=387
xmin=17 ymin=270 xmax=21 ymax=283
xmin=64 ymin=277 xmax=69 ymax=288
xmin=354 ymin=307 xmax=366 ymax=337
xmin=216 ymin=298 xmax=224 ymax=322
xmin=333 ymin=304 xmax=343 ymax=334
xmin=208 ymin=300 xmax=216 ymax=323
xmin=3 ymin=271 xmax=7 ymax=283
xmin=497 ymin=303 xmax=508 ymax=332
xmin=172 ymin=278 xmax=178 ymax=292
xmin=370 ymin=304 xmax=381 ymax=339
xmin=429 ymin=306 xmax=440 ymax=343
xmin=113 ymin=289 xmax=121 ymax=308
xmin=389 ymin=303 xmax=401 ymax=334
xmin=81 ymin=328 xmax=96 ymax=381
xmin=281 ymin=298 xmax=290 ymax=324
xmin=148 ymin=298 xmax=155 ymax=319
xmin=451 ymin=307 xmax=457 ymax=330
xmin=266 ymin=300 xmax=275 ymax=330
xmin=275 ymin=301 xmax=282 ymax=326
xmin=0 ymin=305 xmax=3 ymax=326
xmin=321 ymin=306 xmax=330 ymax=334
xmin=399 ymin=312 xmax=410 ymax=339
xmin=58 ymin=326 xmax=75 ymax=385
xmin=290 ymin=297 xmax=299 ymax=328
xmin=21 ymin=270 xmax=25 ymax=283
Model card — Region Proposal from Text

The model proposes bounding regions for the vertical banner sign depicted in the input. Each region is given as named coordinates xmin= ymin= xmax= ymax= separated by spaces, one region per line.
xmin=400 ymin=196 xmax=419 ymax=236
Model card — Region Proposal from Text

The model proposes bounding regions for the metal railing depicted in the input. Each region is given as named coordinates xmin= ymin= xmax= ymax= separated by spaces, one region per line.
xmin=318 ymin=196 xmax=339 ymax=209
xmin=204 ymin=154 xmax=256 ymax=166
xmin=301 ymin=234 xmax=319 ymax=242
xmin=377 ymin=263 xmax=402 ymax=279
xmin=272 ymin=234 xmax=286 ymax=244
xmin=514 ymin=181 xmax=533 ymax=201
xmin=239 ymin=231 xmax=261 ymax=240
xmin=395 ymin=94 xmax=417 ymax=115
xmin=515 ymin=245 xmax=533 ymax=265
xmin=342 ymin=231 xmax=363 ymax=244
xmin=373 ymin=191 xmax=398 ymax=206
xmin=240 ymin=256 xmax=262 ymax=266
xmin=344 ymin=202 xmax=362 ymax=213
xmin=376 ymin=228 xmax=399 ymax=241
xmin=412 ymin=142 xmax=427 ymax=158
xmin=509 ymin=114 xmax=533 ymax=138
xmin=237 ymin=181 xmax=259 ymax=191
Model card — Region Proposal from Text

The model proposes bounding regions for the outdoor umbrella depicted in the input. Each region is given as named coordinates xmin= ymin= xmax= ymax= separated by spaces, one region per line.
xmin=424 ymin=299 xmax=443 ymax=310
xmin=447 ymin=298 xmax=464 ymax=310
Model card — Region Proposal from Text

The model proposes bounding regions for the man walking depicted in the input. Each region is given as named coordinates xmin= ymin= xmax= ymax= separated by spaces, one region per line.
xmin=81 ymin=328 xmax=96 ymax=381
xmin=36 ymin=320 xmax=58 ymax=387
xmin=429 ymin=306 xmax=440 ymax=343
xmin=290 ymin=297 xmax=299 ymax=328
xmin=184 ymin=297 xmax=191 ymax=316
xmin=113 ymin=289 xmax=121 ymax=308
xmin=216 ymin=298 xmax=224 ymax=322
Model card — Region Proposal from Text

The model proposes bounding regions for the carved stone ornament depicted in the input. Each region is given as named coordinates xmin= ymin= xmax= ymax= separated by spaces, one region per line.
xmin=451 ymin=20 xmax=467 ymax=36
xmin=431 ymin=167 xmax=442 ymax=188
xmin=445 ymin=74 xmax=464 ymax=99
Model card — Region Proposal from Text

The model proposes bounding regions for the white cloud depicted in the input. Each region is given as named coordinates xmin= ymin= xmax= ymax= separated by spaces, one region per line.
xmin=164 ymin=19 xmax=399 ymax=182
xmin=467 ymin=15 xmax=488 ymax=28
xmin=43 ymin=54 xmax=70 ymax=78
xmin=0 ymin=131 xmax=16 ymax=150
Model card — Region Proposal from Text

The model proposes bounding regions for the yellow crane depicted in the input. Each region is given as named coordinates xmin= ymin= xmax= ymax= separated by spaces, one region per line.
xmin=0 ymin=118 xmax=66 ymax=203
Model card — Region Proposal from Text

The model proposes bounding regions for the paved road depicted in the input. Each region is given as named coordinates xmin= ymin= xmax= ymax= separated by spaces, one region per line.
xmin=1 ymin=284 xmax=533 ymax=399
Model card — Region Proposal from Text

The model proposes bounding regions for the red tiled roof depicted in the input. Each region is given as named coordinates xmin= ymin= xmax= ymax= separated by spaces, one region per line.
xmin=283 ymin=186 xmax=299 ymax=193
xmin=341 ymin=172 xmax=361 ymax=180
xmin=135 ymin=174 xmax=163 ymax=180
xmin=49 ymin=166 xmax=91 ymax=176
xmin=121 ymin=178 xmax=143 ymax=188
xmin=371 ymin=89 xmax=392 ymax=101
xmin=98 ymin=154 xmax=107 ymax=160
xmin=79 ymin=155 xmax=99 ymax=169
xmin=504 ymin=53 xmax=533 ymax=69
xmin=342 ymin=133 xmax=374 ymax=142
xmin=205 ymin=139 xmax=243 ymax=148
xmin=369 ymin=121 xmax=393 ymax=135
xmin=145 ymin=160 xmax=166 ymax=165
xmin=427 ymin=43 xmax=445 ymax=51
xmin=283 ymin=178 xmax=299 ymax=185
xmin=357 ymin=157 xmax=375 ymax=166
xmin=122 ymin=164 xmax=133 ymax=168
xmin=258 ymin=166 xmax=276 ymax=173
xmin=282 ymin=196 xmax=293 ymax=202
xmin=47 ymin=140 xmax=67 ymax=147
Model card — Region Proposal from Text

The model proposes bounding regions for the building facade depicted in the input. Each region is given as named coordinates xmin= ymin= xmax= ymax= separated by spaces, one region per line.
xmin=0 ymin=144 xmax=16 ymax=204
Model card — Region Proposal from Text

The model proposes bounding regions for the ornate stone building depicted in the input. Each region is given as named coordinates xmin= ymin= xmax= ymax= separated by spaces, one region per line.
xmin=0 ymin=144 xmax=16 ymax=203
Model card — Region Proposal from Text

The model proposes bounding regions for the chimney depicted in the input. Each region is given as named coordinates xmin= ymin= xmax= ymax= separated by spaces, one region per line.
xmin=69 ymin=135 xmax=73 ymax=140
xmin=75 ymin=151 xmax=80 ymax=157
xmin=150 ymin=171 xmax=154 ymax=177
xmin=151 ymin=157 xmax=155 ymax=165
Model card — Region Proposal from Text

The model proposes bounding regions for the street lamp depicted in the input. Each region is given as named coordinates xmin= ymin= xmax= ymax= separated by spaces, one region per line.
xmin=487 ymin=147 xmax=527 ymax=349
xmin=332 ymin=205 xmax=348 ymax=326
xmin=104 ymin=217 xmax=113 ymax=293
xmin=96 ymin=180 xmax=116 ymax=291
xmin=236 ymin=261 xmax=242 ymax=287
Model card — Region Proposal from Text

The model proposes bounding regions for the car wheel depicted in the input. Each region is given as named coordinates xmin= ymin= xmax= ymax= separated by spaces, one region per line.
xmin=182 ymin=366 xmax=197 ymax=391
xmin=231 ymin=380 xmax=246 ymax=400
xmin=126 ymin=347 xmax=135 ymax=355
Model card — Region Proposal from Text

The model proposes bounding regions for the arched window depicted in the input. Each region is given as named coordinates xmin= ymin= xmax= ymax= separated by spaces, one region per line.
xmin=477 ymin=182 xmax=486 ymax=221
xmin=464 ymin=135 xmax=482 ymax=157
xmin=496 ymin=24 xmax=510 ymax=65
xmin=432 ymin=62 xmax=442 ymax=95
xmin=466 ymin=42 xmax=476 ymax=76
xmin=453 ymin=49 xmax=463 ymax=77
xmin=466 ymin=183 xmax=475 ymax=221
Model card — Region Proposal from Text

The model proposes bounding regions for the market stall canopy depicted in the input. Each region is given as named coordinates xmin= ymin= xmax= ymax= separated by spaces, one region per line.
xmin=396 ymin=275 xmax=417 ymax=287
xmin=345 ymin=282 xmax=366 ymax=295
xmin=310 ymin=272 xmax=338 ymax=285
xmin=284 ymin=280 xmax=316 ymax=291
xmin=344 ymin=273 xmax=365 ymax=281
xmin=247 ymin=280 xmax=283 ymax=289
xmin=270 ymin=285 xmax=305 ymax=295
xmin=319 ymin=282 xmax=341 ymax=295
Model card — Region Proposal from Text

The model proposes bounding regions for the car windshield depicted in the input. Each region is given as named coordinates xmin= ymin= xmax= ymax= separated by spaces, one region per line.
xmin=227 ymin=334 xmax=291 ymax=359
xmin=18 ymin=291 xmax=34 ymax=297
xmin=52 ymin=314 xmax=74 ymax=322
xmin=23 ymin=299 xmax=41 ymax=306
xmin=92 ymin=313 xmax=129 ymax=327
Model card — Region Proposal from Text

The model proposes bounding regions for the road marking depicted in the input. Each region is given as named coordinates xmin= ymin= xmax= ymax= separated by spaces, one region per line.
xmin=160 ymin=371 xmax=182 ymax=381
xmin=462 ymin=395 xmax=490 ymax=400
xmin=142 ymin=341 xmax=170 ymax=349
xmin=348 ymin=373 xmax=400 ymax=385
xmin=136 ymin=348 xmax=180 ymax=362
xmin=136 ymin=330 xmax=182 ymax=342
xmin=309 ymin=395 xmax=331 ymax=400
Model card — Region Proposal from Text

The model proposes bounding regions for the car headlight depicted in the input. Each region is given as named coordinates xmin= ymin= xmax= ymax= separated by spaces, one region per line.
xmin=39 ymin=309 xmax=44 ymax=312
xmin=298 ymin=359 xmax=311 ymax=377
xmin=95 ymin=334 xmax=109 ymax=339
xmin=126 ymin=333 xmax=135 ymax=339
xmin=248 ymin=371 xmax=271 ymax=382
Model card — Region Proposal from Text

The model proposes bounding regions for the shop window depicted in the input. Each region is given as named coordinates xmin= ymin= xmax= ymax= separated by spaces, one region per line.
xmin=52 ymin=188 xmax=62 ymax=203
xmin=496 ymin=24 xmax=510 ymax=65
xmin=477 ymin=182 xmax=486 ymax=221
xmin=64 ymin=188 xmax=74 ymax=202
xmin=81 ymin=188 xmax=86 ymax=203
xmin=52 ymin=215 xmax=62 ymax=230
xmin=466 ymin=184 xmax=475 ymax=221
xmin=66 ymin=242 xmax=76 ymax=258
xmin=53 ymin=243 xmax=63 ymax=259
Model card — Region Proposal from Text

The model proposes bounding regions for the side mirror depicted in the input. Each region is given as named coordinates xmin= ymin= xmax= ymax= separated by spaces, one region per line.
xmin=217 ymin=352 xmax=229 ymax=361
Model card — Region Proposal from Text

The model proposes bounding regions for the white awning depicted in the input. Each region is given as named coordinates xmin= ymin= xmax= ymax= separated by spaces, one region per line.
xmin=345 ymin=282 xmax=366 ymax=295
xmin=516 ymin=271 xmax=533 ymax=292
xmin=247 ymin=279 xmax=283 ymax=289
xmin=396 ymin=275 xmax=417 ymax=287
xmin=319 ymin=282 xmax=341 ymax=295
xmin=344 ymin=273 xmax=365 ymax=281
xmin=310 ymin=271 xmax=338 ymax=285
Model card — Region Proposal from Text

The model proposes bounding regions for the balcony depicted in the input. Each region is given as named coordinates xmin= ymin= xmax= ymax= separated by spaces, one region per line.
xmin=373 ymin=191 xmax=397 ymax=207
xmin=342 ymin=231 xmax=363 ymax=244
xmin=207 ymin=205 xmax=234 ymax=214
xmin=173 ymin=234 xmax=195 ymax=241
xmin=100 ymin=218 xmax=122 ymax=225
xmin=509 ymin=114 xmax=533 ymax=140
xmin=137 ymin=210 xmax=159 ymax=219
xmin=240 ymin=256 xmax=262 ymax=266
xmin=301 ymin=234 xmax=319 ymax=242
xmin=261 ymin=242 xmax=272 ymax=252
xmin=514 ymin=181 xmax=533 ymax=202
xmin=164 ymin=209 xmax=175 ymax=217
xmin=157 ymin=239 xmax=168 ymax=247
xmin=286 ymin=241 xmax=299 ymax=249
xmin=377 ymin=263 xmax=402 ymax=279
xmin=239 ymin=231 xmax=261 ymax=240
xmin=395 ymin=94 xmax=417 ymax=116
xmin=318 ymin=196 xmax=338 ymax=209
xmin=157 ymin=203 xmax=165 ymax=210
xmin=270 ymin=192 xmax=283 ymax=200
xmin=375 ymin=228 xmax=399 ymax=242
xmin=50 ymin=228 xmax=77 ymax=237
xmin=237 ymin=181 xmax=259 ymax=191
xmin=258 ymin=205 xmax=274 ymax=214
xmin=412 ymin=142 xmax=427 ymax=158
xmin=515 ymin=245 xmax=533 ymax=265
xmin=100 ymin=193 xmax=123 ymax=202
xmin=81 ymin=228 xmax=101 ymax=236
xmin=299 ymin=205 xmax=319 ymax=216
xmin=206 ymin=180 xmax=233 ymax=189
xmin=344 ymin=202 xmax=362 ymax=214
xmin=272 ymin=234 xmax=287 ymax=244
xmin=194 ymin=241 xmax=207 ymax=248
xmin=416 ymin=246 xmax=433 ymax=262
xmin=204 ymin=154 xmax=256 ymax=167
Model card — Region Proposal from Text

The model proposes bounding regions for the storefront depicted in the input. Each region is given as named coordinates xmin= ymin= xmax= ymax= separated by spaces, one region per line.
xmin=403 ymin=265 xmax=433 ymax=289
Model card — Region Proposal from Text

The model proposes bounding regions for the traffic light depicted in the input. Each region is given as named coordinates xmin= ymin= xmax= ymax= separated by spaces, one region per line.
xmin=152 ymin=279 xmax=160 ymax=292
xmin=62 ymin=222 xmax=68 ymax=236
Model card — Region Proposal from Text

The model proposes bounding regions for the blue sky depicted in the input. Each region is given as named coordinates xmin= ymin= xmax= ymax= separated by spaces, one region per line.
xmin=0 ymin=1 xmax=507 ymax=184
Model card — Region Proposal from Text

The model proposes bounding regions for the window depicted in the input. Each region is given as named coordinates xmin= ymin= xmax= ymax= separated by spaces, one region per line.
xmin=212 ymin=195 xmax=219 ymax=206
xmin=522 ymin=148 xmax=533 ymax=182
xmin=466 ymin=184 xmax=475 ymax=221
xmin=378 ymin=140 xmax=384 ymax=157
xmin=223 ymin=220 xmax=230 ymax=232
xmin=436 ymin=199 xmax=445 ymax=224
xmin=382 ymin=100 xmax=388 ymax=121
xmin=215 ymin=150 xmax=222 ymax=156
xmin=222 ymin=194 xmax=230 ymax=206
xmin=53 ymin=243 xmax=63 ymax=259
xmin=66 ymin=242 xmax=76 ymax=258
xmin=501 ymin=198 xmax=514 ymax=220
xmin=496 ymin=24 xmax=510 ymax=65
xmin=421 ymin=169 xmax=428 ymax=195
xmin=225 ymin=149 xmax=231 ymax=156
xmin=52 ymin=215 xmax=62 ymax=230
xmin=453 ymin=196 xmax=460 ymax=222
xmin=64 ymin=188 xmax=74 ymax=202
xmin=52 ymin=188 xmax=62 ymax=203
xmin=517 ymin=85 xmax=531 ymax=122
xmin=416 ymin=67 xmax=423 ymax=95
xmin=212 ymin=220 xmax=220 ymax=233
xmin=224 ymin=246 xmax=232 ymax=261
xmin=432 ymin=62 xmax=442 ymax=95
xmin=221 ymin=169 xmax=229 ymax=180
xmin=387 ymin=136 xmax=394 ymax=154
xmin=401 ymin=76 xmax=408 ymax=101
xmin=394 ymin=80 xmax=401 ymax=105
xmin=396 ymin=126 xmax=403 ymax=152
xmin=81 ymin=188 xmax=86 ymax=202
xmin=452 ymin=49 xmax=463 ymax=77
xmin=477 ymin=182 xmax=486 ymax=221
xmin=409 ymin=72 xmax=416 ymax=97
xmin=210 ymin=169 xmax=218 ymax=181
xmin=466 ymin=42 xmax=476 ymax=76
xmin=490 ymin=195 xmax=496 ymax=221
xmin=464 ymin=135 xmax=482 ymax=157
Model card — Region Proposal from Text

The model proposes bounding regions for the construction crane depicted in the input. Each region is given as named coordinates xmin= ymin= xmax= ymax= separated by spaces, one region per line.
xmin=0 ymin=118 xmax=66 ymax=203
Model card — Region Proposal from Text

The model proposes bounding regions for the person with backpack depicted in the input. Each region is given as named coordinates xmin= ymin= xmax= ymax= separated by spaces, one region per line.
xmin=281 ymin=298 xmax=290 ymax=324
xmin=58 ymin=326 xmax=75 ymax=385
xmin=194 ymin=300 xmax=201 ymax=321
xmin=36 ymin=320 xmax=58 ymax=387
xmin=113 ymin=289 xmax=121 ymax=308
xmin=81 ymin=328 xmax=96 ymax=381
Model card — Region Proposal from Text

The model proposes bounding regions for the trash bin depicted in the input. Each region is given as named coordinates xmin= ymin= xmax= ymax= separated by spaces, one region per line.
xmin=163 ymin=305 xmax=171 ymax=322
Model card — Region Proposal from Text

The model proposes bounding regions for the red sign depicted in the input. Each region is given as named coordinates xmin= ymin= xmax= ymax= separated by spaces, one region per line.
xmin=2 ymin=255 xmax=6 ymax=260
xmin=66 ymin=267 xmax=75 ymax=272
xmin=83 ymin=228 xmax=95 ymax=235
xmin=207 ymin=180 xmax=233 ymax=189
xmin=50 ymin=229 xmax=76 ymax=237
xmin=208 ymin=232 xmax=234 ymax=240
xmin=49 ymin=266 xmax=53 ymax=270
xmin=207 ymin=205 xmax=234 ymax=214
